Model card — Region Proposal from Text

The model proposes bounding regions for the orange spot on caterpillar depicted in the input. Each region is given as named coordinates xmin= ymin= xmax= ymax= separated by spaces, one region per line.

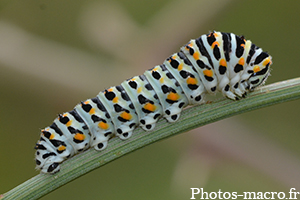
xmin=50 ymin=133 xmax=55 ymax=140
xmin=74 ymin=133 xmax=85 ymax=141
xmin=219 ymin=58 xmax=227 ymax=67
xmin=211 ymin=41 xmax=219 ymax=48
xmin=112 ymin=97 xmax=118 ymax=103
xmin=98 ymin=121 xmax=109 ymax=130
xmin=263 ymin=58 xmax=271 ymax=66
xmin=66 ymin=120 xmax=72 ymax=127
xmin=152 ymin=67 xmax=158 ymax=71
xmin=144 ymin=103 xmax=156 ymax=112
xmin=89 ymin=108 xmax=95 ymax=115
xmin=137 ymin=87 xmax=142 ymax=93
xmin=253 ymin=66 xmax=260 ymax=73
xmin=209 ymin=32 xmax=218 ymax=38
xmin=203 ymin=69 xmax=213 ymax=77
xmin=238 ymin=57 xmax=245 ymax=66
xmin=58 ymin=145 xmax=66 ymax=152
xmin=187 ymin=77 xmax=197 ymax=85
xmin=167 ymin=92 xmax=180 ymax=101
xmin=193 ymin=52 xmax=200 ymax=60
xmin=120 ymin=112 xmax=132 ymax=120
xmin=178 ymin=63 xmax=183 ymax=71
xmin=159 ymin=77 xmax=164 ymax=84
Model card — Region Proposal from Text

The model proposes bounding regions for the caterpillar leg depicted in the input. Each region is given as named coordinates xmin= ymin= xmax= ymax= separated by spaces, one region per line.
xmin=163 ymin=101 xmax=185 ymax=122
xmin=116 ymin=130 xmax=133 ymax=140
xmin=139 ymin=113 xmax=161 ymax=131
xmin=222 ymin=84 xmax=238 ymax=100
xmin=94 ymin=141 xmax=108 ymax=151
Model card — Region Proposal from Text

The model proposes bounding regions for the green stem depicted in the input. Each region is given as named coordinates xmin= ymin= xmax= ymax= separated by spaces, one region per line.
xmin=2 ymin=78 xmax=300 ymax=200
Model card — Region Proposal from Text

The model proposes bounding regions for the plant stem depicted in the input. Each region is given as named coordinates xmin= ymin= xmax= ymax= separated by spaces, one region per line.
xmin=2 ymin=77 xmax=300 ymax=200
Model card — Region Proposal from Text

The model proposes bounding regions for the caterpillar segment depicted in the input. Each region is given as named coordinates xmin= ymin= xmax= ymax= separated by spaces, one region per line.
xmin=35 ymin=31 xmax=272 ymax=173
xmin=121 ymin=75 xmax=163 ymax=131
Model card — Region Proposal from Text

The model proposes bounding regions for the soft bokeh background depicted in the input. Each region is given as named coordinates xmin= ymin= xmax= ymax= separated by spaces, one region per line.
xmin=1 ymin=0 xmax=300 ymax=199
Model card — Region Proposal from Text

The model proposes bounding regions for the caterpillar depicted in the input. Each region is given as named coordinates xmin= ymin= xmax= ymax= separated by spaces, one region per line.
xmin=35 ymin=31 xmax=272 ymax=174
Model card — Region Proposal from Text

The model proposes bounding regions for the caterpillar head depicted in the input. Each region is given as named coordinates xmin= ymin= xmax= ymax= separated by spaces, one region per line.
xmin=34 ymin=127 xmax=74 ymax=174
xmin=35 ymin=140 xmax=61 ymax=174
xmin=246 ymin=52 xmax=272 ymax=91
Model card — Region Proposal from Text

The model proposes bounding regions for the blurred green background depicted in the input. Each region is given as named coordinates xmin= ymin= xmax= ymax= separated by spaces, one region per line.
xmin=1 ymin=0 xmax=300 ymax=199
